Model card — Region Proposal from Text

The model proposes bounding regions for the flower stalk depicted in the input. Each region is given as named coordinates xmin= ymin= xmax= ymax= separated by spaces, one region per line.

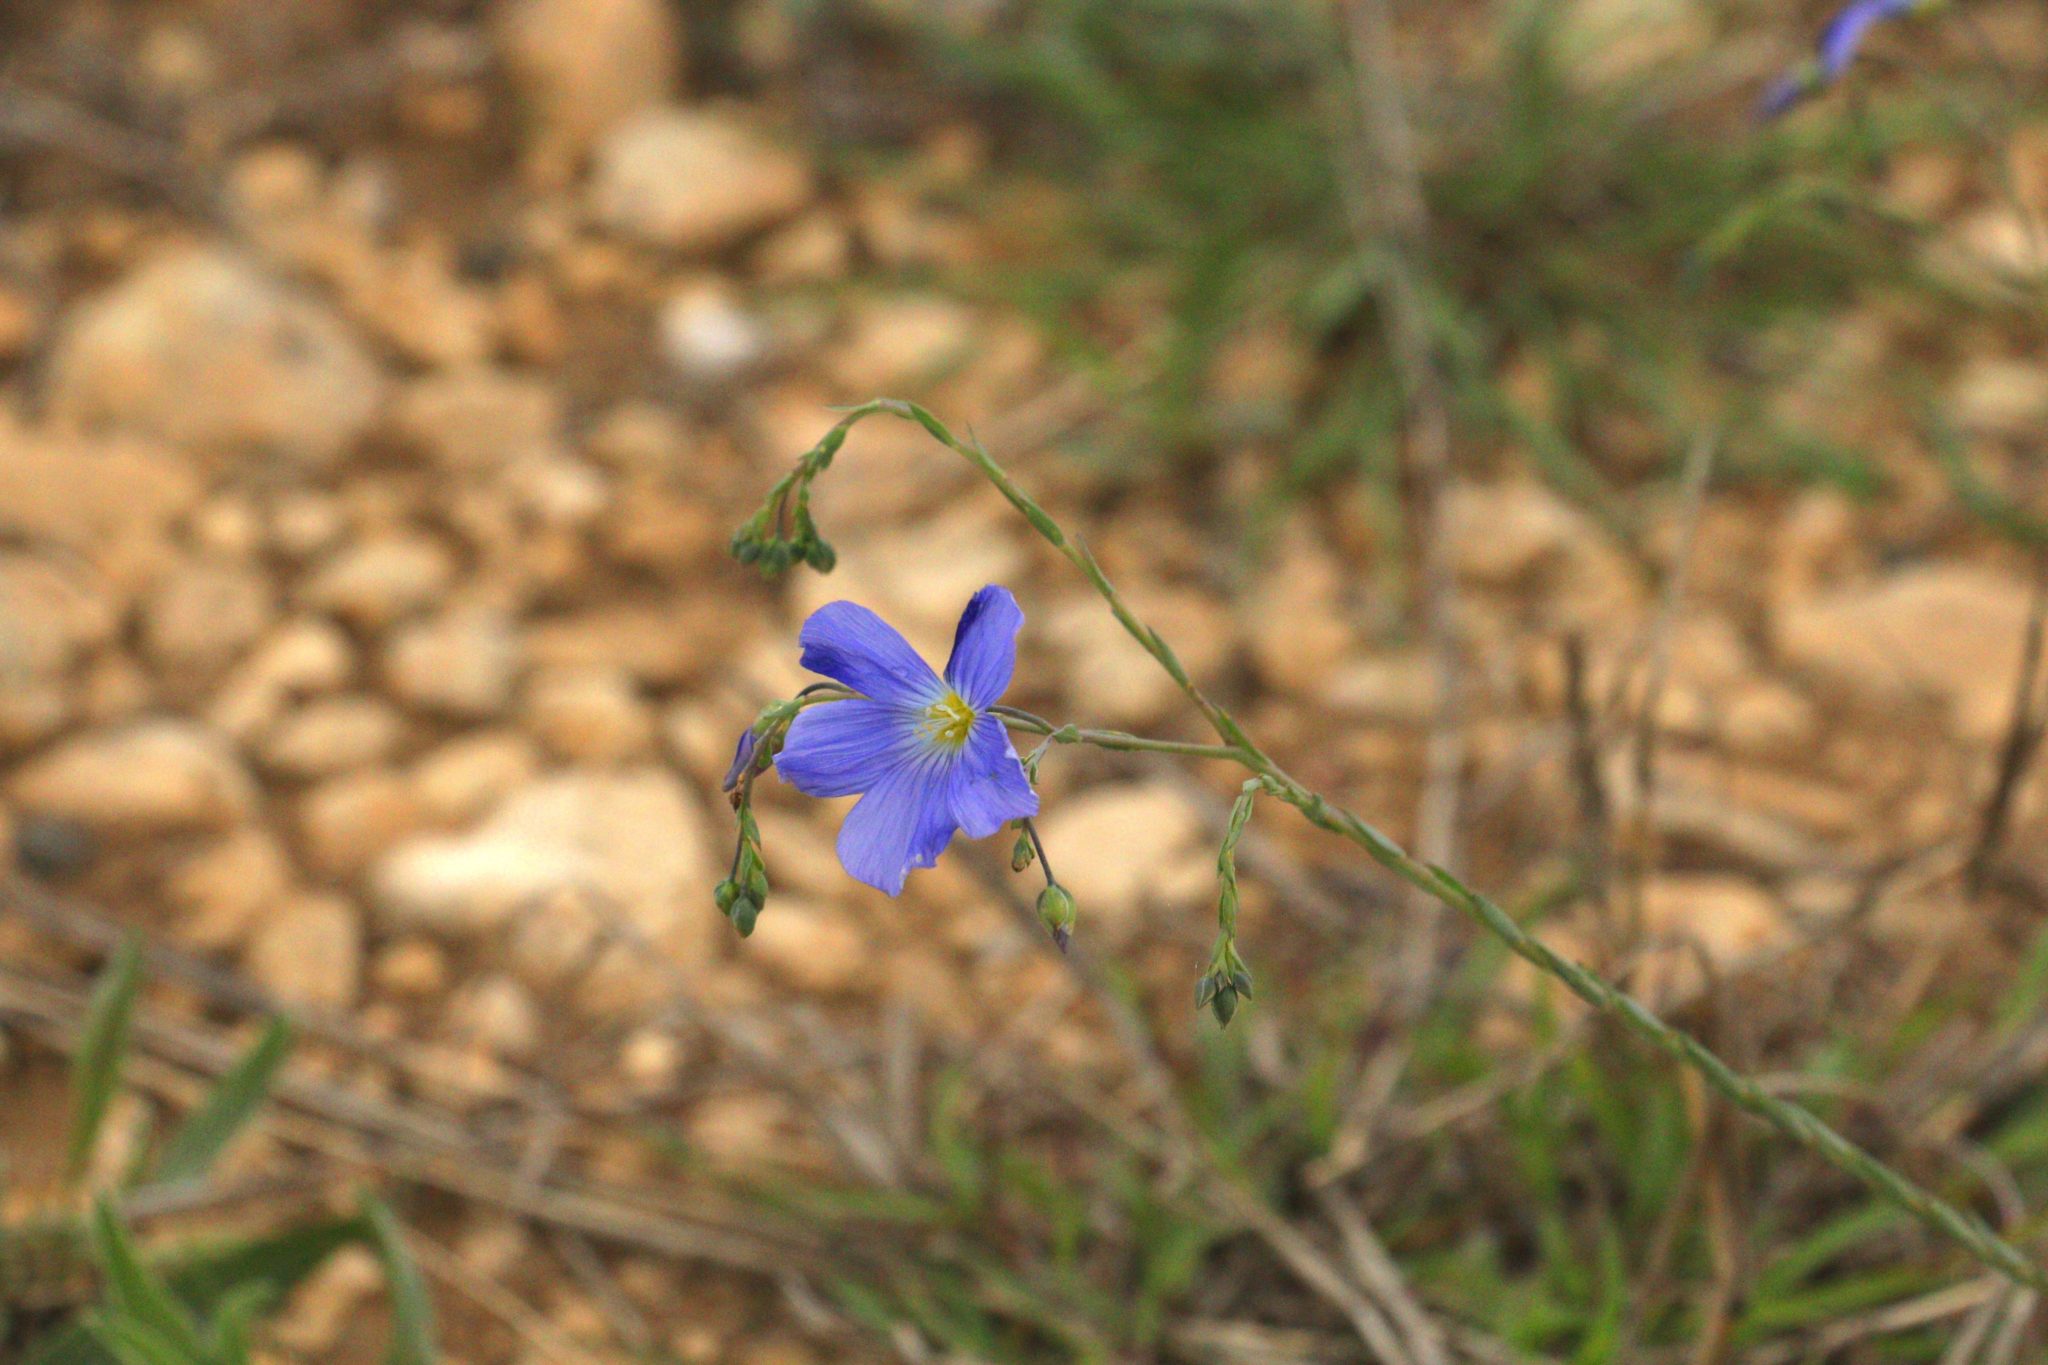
xmin=731 ymin=398 xmax=2046 ymax=1292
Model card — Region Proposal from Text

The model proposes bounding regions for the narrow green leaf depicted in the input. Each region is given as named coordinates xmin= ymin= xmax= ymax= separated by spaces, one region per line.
xmin=88 ymin=1202 xmax=206 ymax=1359
xmin=69 ymin=938 xmax=145 ymax=1187
xmin=83 ymin=1312 xmax=201 ymax=1365
xmin=360 ymin=1193 xmax=435 ymax=1365
xmin=153 ymin=1019 xmax=293 ymax=1186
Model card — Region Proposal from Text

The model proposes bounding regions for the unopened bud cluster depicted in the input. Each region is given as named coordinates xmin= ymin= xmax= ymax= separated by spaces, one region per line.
xmin=714 ymin=806 xmax=768 ymax=937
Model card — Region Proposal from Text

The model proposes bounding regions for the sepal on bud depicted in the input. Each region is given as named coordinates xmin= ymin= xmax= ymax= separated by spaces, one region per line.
xmin=1036 ymin=883 xmax=1076 ymax=952
xmin=1010 ymin=827 xmax=1037 ymax=873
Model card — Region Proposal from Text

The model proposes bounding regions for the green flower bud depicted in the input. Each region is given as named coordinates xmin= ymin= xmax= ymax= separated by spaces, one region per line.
xmin=728 ymin=896 xmax=760 ymax=937
xmin=1036 ymin=883 xmax=1076 ymax=952
xmin=1210 ymin=984 xmax=1238 ymax=1027
xmin=732 ymin=538 xmax=762 ymax=565
xmin=804 ymin=539 xmax=837 ymax=572
xmin=745 ymin=864 xmax=769 ymax=905
xmin=1010 ymin=828 xmax=1037 ymax=873
xmin=714 ymin=878 xmax=740 ymax=914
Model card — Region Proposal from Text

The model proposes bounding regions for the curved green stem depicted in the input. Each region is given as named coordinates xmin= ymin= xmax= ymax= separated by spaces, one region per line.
xmin=759 ymin=398 xmax=2046 ymax=1292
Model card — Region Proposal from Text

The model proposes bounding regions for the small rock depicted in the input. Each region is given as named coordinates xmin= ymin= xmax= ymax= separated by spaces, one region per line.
xmin=245 ymin=892 xmax=363 ymax=1011
xmin=347 ymin=243 xmax=494 ymax=369
xmin=1444 ymin=480 xmax=1601 ymax=585
xmin=302 ymin=534 xmax=457 ymax=629
xmin=298 ymin=769 xmax=421 ymax=876
xmin=1636 ymin=875 xmax=1785 ymax=1002
xmin=1243 ymin=520 xmax=1355 ymax=694
xmin=825 ymin=294 xmax=974 ymax=392
xmin=0 ymin=425 xmax=200 ymax=586
xmin=506 ymin=885 xmax=609 ymax=987
xmin=1775 ymin=563 xmax=2034 ymax=739
xmin=1030 ymin=783 xmax=1211 ymax=933
xmin=46 ymin=246 xmax=384 ymax=467
xmin=446 ymin=973 xmax=543 ymax=1060
xmin=391 ymin=368 xmax=562 ymax=471
xmin=503 ymin=454 xmax=610 ymax=527
xmin=589 ymin=108 xmax=811 ymax=252
xmin=745 ymin=899 xmax=868 ymax=994
xmin=12 ymin=720 xmax=253 ymax=831
xmin=143 ymin=560 xmax=274 ymax=669
xmin=498 ymin=0 xmax=679 ymax=177
xmin=657 ymin=281 xmax=769 ymax=382
xmin=523 ymin=667 xmax=654 ymax=762
xmin=372 ymin=937 xmax=451 ymax=997
xmin=370 ymin=767 xmax=711 ymax=947
xmin=1950 ymin=359 xmax=2048 ymax=439
xmin=260 ymin=695 xmax=405 ymax=778
xmin=166 ymin=828 xmax=295 ymax=950
xmin=0 ymin=555 xmax=118 ymax=679
xmin=384 ymin=607 xmax=521 ymax=717
xmin=523 ymin=603 xmax=724 ymax=686
xmin=749 ymin=212 xmax=851 ymax=284
xmin=409 ymin=731 xmax=541 ymax=826
xmin=1322 ymin=652 xmax=1436 ymax=724
xmin=209 ymin=617 xmax=356 ymax=741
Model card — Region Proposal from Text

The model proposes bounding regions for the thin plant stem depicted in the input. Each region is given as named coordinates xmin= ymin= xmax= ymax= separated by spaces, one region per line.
xmin=758 ymin=398 xmax=2048 ymax=1293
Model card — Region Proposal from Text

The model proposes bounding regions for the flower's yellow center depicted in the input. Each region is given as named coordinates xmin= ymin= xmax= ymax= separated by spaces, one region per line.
xmin=922 ymin=691 xmax=977 ymax=750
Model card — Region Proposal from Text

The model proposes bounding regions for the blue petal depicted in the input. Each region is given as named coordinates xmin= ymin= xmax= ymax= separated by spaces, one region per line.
xmin=943 ymin=584 xmax=1023 ymax=709
xmin=722 ymin=729 xmax=759 ymax=792
xmin=1817 ymin=0 xmax=1911 ymax=77
xmin=836 ymin=755 xmax=958 ymax=895
xmin=777 ymin=698 xmax=922 ymax=798
xmin=948 ymin=713 xmax=1039 ymax=838
xmin=799 ymin=601 xmax=945 ymax=706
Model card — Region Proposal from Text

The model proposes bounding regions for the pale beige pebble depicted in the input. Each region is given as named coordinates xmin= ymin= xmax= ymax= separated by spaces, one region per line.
xmin=371 ymin=937 xmax=450 ymax=997
xmin=810 ymin=510 xmax=1025 ymax=643
xmin=45 ymin=246 xmax=384 ymax=467
xmin=583 ymin=400 xmax=687 ymax=473
xmin=574 ymin=936 xmax=677 ymax=1017
xmin=298 ymin=769 xmax=422 ymax=877
xmin=446 ymin=972 xmax=544 ymax=1060
xmin=601 ymin=481 xmax=727 ymax=570
xmin=166 ymin=828 xmax=295 ymax=951
xmin=661 ymin=700 xmax=749 ymax=789
xmin=1950 ymin=358 xmax=2048 ymax=439
xmin=1883 ymin=148 xmax=1969 ymax=218
xmin=1030 ymin=782 xmax=1211 ymax=935
xmin=371 ymin=767 xmax=712 ymax=948
xmin=743 ymin=898 xmax=869 ymax=995
xmin=244 ymin=891 xmax=363 ymax=1011
xmin=408 ymin=731 xmax=541 ymax=826
xmin=12 ymin=720 xmax=253 ymax=831
xmin=619 ymin=1027 xmax=685 ymax=1091
xmin=1242 ymin=520 xmax=1355 ymax=694
xmin=1043 ymin=586 xmax=1233 ymax=726
xmin=346 ymin=241 xmax=493 ymax=369
xmin=1634 ymin=874 xmax=1785 ymax=1002
xmin=1720 ymin=679 xmax=1820 ymax=758
xmin=208 ymin=617 xmax=356 ymax=741
xmin=260 ymin=695 xmax=405 ymax=778
xmin=0 ymin=554 xmax=118 ymax=678
xmin=588 ymin=107 xmax=811 ymax=251
xmin=522 ymin=667 xmax=654 ymax=763
xmin=0 ymin=423 xmax=200 ymax=587
xmin=384 ymin=606 xmax=522 ymax=717
xmin=454 ymin=1216 xmax=533 ymax=1282
xmin=274 ymin=1246 xmax=386 ymax=1356
xmin=1444 ymin=478 xmax=1605 ymax=586
xmin=143 ymin=560 xmax=274 ymax=669
xmin=186 ymin=490 xmax=261 ymax=557
xmin=824 ymin=293 xmax=976 ymax=392
xmin=1774 ymin=563 xmax=2034 ymax=740
xmin=687 ymin=1091 xmax=798 ymax=1168
xmin=749 ymin=211 xmax=851 ymax=284
xmin=1557 ymin=0 xmax=1709 ymax=85
xmin=77 ymin=652 xmax=153 ymax=725
xmin=506 ymin=885 xmax=609 ymax=988
xmin=522 ymin=602 xmax=724 ymax=687
xmin=225 ymin=143 xmax=324 ymax=245
xmin=658 ymin=279 xmax=769 ymax=382
xmin=502 ymin=453 xmax=610 ymax=527
xmin=1770 ymin=489 xmax=1862 ymax=608
xmin=1322 ymin=651 xmax=1435 ymax=724
xmin=0 ymin=683 xmax=68 ymax=751
xmin=1952 ymin=207 xmax=2047 ymax=280
xmin=391 ymin=367 xmax=562 ymax=471
xmin=268 ymin=491 xmax=347 ymax=560
xmin=498 ymin=0 xmax=678 ymax=178
xmin=301 ymin=533 xmax=457 ymax=629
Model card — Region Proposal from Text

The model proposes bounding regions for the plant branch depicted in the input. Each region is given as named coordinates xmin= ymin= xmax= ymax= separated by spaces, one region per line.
xmin=747 ymin=399 xmax=2047 ymax=1293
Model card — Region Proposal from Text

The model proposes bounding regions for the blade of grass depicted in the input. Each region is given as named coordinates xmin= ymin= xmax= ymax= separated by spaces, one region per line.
xmin=151 ymin=1019 xmax=293 ymax=1187
xmin=67 ymin=938 xmax=144 ymax=1188
xmin=360 ymin=1192 xmax=435 ymax=1365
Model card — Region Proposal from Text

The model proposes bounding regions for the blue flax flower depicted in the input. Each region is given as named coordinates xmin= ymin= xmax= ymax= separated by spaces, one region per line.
xmin=1762 ymin=0 xmax=1925 ymax=117
xmin=775 ymin=584 xmax=1039 ymax=894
